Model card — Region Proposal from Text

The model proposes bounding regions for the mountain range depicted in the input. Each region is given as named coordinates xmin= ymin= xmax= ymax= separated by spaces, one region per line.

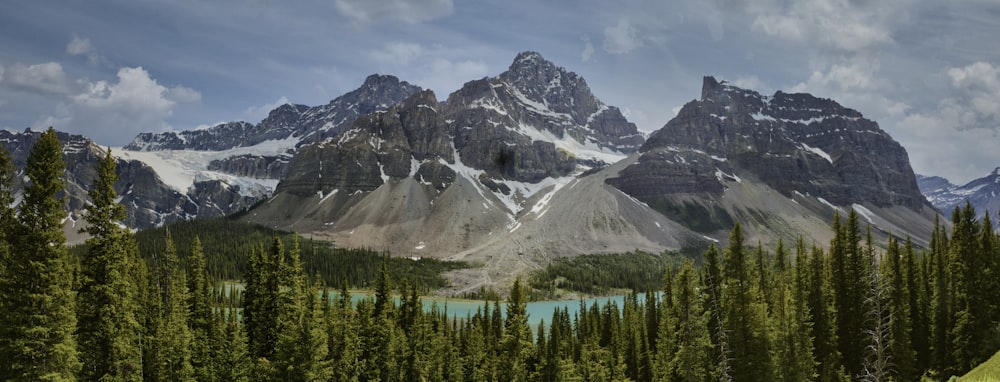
xmin=1 ymin=51 xmax=950 ymax=292
xmin=917 ymin=170 xmax=1000 ymax=222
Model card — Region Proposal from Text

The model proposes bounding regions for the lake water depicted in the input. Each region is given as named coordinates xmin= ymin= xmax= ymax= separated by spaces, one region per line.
xmin=223 ymin=282 xmax=647 ymax=330
xmin=348 ymin=291 xmax=647 ymax=329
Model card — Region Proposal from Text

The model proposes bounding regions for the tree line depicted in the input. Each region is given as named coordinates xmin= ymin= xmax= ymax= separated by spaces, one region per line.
xmin=0 ymin=127 xmax=998 ymax=381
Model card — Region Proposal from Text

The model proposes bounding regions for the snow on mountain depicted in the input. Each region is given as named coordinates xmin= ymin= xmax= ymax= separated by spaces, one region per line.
xmin=917 ymin=169 xmax=1000 ymax=221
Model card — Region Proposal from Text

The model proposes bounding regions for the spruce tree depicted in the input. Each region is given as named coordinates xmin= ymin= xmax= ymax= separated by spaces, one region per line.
xmin=903 ymin=235 xmax=931 ymax=375
xmin=187 ymin=237 xmax=216 ymax=382
xmin=77 ymin=148 xmax=142 ymax=381
xmin=886 ymin=235 xmax=916 ymax=381
xmin=668 ymin=260 xmax=711 ymax=381
xmin=721 ymin=223 xmax=773 ymax=381
xmin=499 ymin=278 xmax=534 ymax=382
xmin=929 ymin=213 xmax=954 ymax=375
xmin=949 ymin=202 xmax=992 ymax=372
xmin=0 ymin=144 xmax=19 ymax=378
xmin=158 ymin=231 xmax=195 ymax=381
xmin=1 ymin=127 xmax=82 ymax=380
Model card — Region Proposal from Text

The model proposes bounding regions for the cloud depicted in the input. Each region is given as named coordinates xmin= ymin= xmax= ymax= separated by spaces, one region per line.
xmin=244 ymin=96 xmax=291 ymax=121
xmin=335 ymin=0 xmax=453 ymax=25
xmin=66 ymin=35 xmax=108 ymax=66
xmin=603 ymin=17 xmax=642 ymax=55
xmin=0 ymin=64 xmax=4 ymax=81
xmin=370 ymin=42 xmax=425 ymax=65
xmin=34 ymin=66 xmax=200 ymax=145
xmin=367 ymin=42 xmax=489 ymax=96
xmin=890 ymin=61 xmax=1000 ymax=183
xmin=581 ymin=38 xmax=595 ymax=62
xmin=66 ymin=36 xmax=94 ymax=56
xmin=746 ymin=0 xmax=905 ymax=54
xmin=733 ymin=76 xmax=764 ymax=92
xmin=3 ymin=62 xmax=79 ymax=96
xmin=945 ymin=61 xmax=1000 ymax=127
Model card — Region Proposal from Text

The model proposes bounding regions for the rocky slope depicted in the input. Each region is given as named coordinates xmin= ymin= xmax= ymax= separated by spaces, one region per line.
xmin=917 ymin=170 xmax=1000 ymax=221
xmin=607 ymin=76 xmax=939 ymax=246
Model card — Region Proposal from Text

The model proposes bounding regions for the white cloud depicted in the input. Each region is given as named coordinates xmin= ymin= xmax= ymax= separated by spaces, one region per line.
xmin=425 ymin=58 xmax=489 ymax=94
xmin=581 ymin=38 xmax=595 ymax=62
xmin=3 ymin=62 xmax=79 ymax=96
xmin=244 ymin=96 xmax=291 ymax=121
xmin=366 ymin=42 xmax=489 ymax=96
xmin=891 ymin=61 xmax=1000 ymax=183
xmin=733 ymin=76 xmax=764 ymax=92
xmin=792 ymin=61 xmax=880 ymax=93
xmin=66 ymin=36 xmax=94 ymax=56
xmin=370 ymin=42 xmax=425 ymax=65
xmin=66 ymin=35 xmax=108 ymax=66
xmin=34 ymin=66 xmax=200 ymax=145
xmin=946 ymin=62 xmax=1000 ymax=127
xmin=603 ymin=17 xmax=642 ymax=55
xmin=335 ymin=0 xmax=453 ymax=25
xmin=747 ymin=0 xmax=904 ymax=53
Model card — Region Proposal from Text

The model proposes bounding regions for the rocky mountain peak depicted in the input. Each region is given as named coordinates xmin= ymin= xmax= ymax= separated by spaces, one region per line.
xmin=626 ymin=76 xmax=929 ymax=216
xmin=499 ymin=51 xmax=599 ymax=125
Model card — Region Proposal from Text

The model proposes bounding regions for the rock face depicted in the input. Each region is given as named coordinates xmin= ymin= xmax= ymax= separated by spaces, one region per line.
xmin=609 ymin=76 xmax=937 ymax=243
xmin=247 ymin=52 xmax=658 ymax=269
xmin=918 ymin=170 xmax=1000 ymax=221
xmin=273 ymin=51 xmax=644 ymax=203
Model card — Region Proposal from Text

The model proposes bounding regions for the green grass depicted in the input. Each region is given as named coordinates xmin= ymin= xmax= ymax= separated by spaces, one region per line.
xmin=959 ymin=350 xmax=1000 ymax=381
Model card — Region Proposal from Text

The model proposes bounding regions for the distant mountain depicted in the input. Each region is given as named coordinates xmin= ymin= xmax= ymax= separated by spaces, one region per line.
xmin=0 ymin=129 xmax=265 ymax=235
xmin=917 ymin=170 xmax=1000 ymax=220
xmin=606 ymin=76 xmax=938 ymax=246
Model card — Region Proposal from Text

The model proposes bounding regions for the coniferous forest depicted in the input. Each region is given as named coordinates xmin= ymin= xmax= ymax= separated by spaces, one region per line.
xmin=0 ymin=127 xmax=998 ymax=381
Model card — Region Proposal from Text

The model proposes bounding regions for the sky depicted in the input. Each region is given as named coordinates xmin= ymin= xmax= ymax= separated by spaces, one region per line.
xmin=0 ymin=0 xmax=998 ymax=184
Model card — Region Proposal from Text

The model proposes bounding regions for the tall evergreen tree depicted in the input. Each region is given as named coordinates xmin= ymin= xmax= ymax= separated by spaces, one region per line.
xmin=499 ymin=278 xmax=534 ymax=382
xmin=903 ymin=235 xmax=931 ymax=375
xmin=0 ymin=144 xmax=19 ymax=378
xmin=721 ymin=223 xmax=773 ymax=381
xmin=0 ymin=127 xmax=82 ymax=380
xmin=668 ymin=260 xmax=711 ymax=382
xmin=929 ymin=213 xmax=954 ymax=375
xmin=886 ymin=235 xmax=916 ymax=381
xmin=77 ymin=148 xmax=142 ymax=381
xmin=187 ymin=237 xmax=216 ymax=382
xmin=158 ymin=231 xmax=195 ymax=381
xmin=949 ymin=202 xmax=993 ymax=371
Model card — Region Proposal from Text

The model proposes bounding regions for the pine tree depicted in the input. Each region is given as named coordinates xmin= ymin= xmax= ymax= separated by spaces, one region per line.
xmin=158 ymin=231 xmax=195 ymax=381
xmin=702 ymin=244 xmax=733 ymax=382
xmin=0 ymin=127 xmax=82 ymax=380
xmin=886 ymin=235 xmax=916 ymax=381
xmin=0 ymin=144 xmax=20 ymax=378
xmin=721 ymin=223 xmax=774 ymax=381
xmin=949 ymin=202 xmax=993 ymax=372
xmin=903 ymin=235 xmax=931 ymax=375
xmin=774 ymin=239 xmax=817 ymax=382
xmin=77 ymin=148 xmax=143 ymax=381
xmin=668 ymin=260 xmax=711 ymax=381
xmin=499 ymin=278 xmax=534 ymax=382
xmin=929 ymin=213 xmax=954 ymax=375
xmin=216 ymin=304 xmax=251 ymax=382
xmin=187 ymin=237 xmax=216 ymax=382
xmin=244 ymin=239 xmax=284 ymax=361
